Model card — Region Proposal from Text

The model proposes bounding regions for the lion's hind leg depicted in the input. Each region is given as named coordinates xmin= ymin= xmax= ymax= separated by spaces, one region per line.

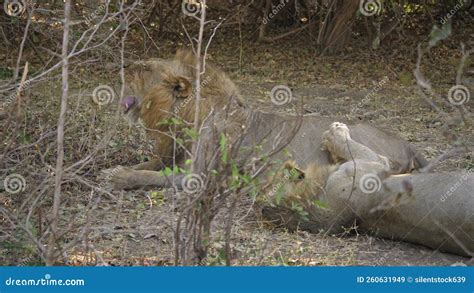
xmin=322 ymin=122 xmax=389 ymax=168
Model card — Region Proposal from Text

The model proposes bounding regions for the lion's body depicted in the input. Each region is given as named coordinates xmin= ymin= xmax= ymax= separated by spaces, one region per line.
xmin=262 ymin=122 xmax=473 ymax=257
xmin=103 ymin=51 xmax=473 ymax=257
xmin=263 ymin=169 xmax=474 ymax=257
xmin=241 ymin=112 xmax=425 ymax=170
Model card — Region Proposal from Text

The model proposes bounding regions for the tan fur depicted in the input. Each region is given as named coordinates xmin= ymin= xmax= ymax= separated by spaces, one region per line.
xmin=125 ymin=50 xmax=244 ymax=165
xmin=99 ymin=52 xmax=474 ymax=256
xmin=262 ymin=159 xmax=338 ymax=216
xmin=263 ymin=122 xmax=474 ymax=257
xmin=119 ymin=51 xmax=425 ymax=172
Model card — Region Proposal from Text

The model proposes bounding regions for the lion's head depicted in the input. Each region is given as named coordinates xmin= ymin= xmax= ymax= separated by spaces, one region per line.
xmin=120 ymin=50 xmax=244 ymax=131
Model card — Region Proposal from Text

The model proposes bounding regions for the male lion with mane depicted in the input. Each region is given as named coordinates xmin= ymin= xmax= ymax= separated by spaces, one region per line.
xmin=103 ymin=50 xmax=473 ymax=257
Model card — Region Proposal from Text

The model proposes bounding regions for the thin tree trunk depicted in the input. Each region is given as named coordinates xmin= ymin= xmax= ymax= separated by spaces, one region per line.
xmin=46 ymin=0 xmax=72 ymax=266
xmin=191 ymin=0 xmax=206 ymax=174
xmin=321 ymin=0 xmax=359 ymax=54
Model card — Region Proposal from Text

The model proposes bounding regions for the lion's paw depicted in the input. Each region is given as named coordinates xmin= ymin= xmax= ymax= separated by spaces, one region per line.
xmin=322 ymin=122 xmax=352 ymax=160
xmin=323 ymin=122 xmax=351 ymax=146
xmin=328 ymin=122 xmax=350 ymax=138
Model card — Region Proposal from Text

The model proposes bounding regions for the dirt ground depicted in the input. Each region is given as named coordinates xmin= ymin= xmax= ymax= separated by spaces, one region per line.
xmin=1 ymin=23 xmax=473 ymax=266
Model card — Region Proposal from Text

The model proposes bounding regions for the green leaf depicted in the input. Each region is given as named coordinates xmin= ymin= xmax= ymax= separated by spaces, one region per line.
xmin=240 ymin=174 xmax=251 ymax=184
xmin=170 ymin=117 xmax=183 ymax=125
xmin=162 ymin=167 xmax=173 ymax=176
xmin=157 ymin=118 xmax=172 ymax=126
xmin=313 ymin=200 xmax=329 ymax=210
xmin=175 ymin=138 xmax=184 ymax=146
xmin=184 ymin=128 xmax=199 ymax=140
xmin=0 ymin=67 xmax=13 ymax=79
xmin=220 ymin=133 xmax=228 ymax=163
xmin=20 ymin=133 xmax=32 ymax=144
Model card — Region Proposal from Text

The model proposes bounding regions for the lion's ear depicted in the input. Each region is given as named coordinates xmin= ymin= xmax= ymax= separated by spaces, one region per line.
xmin=173 ymin=76 xmax=193 ymax=99
xmin=162 ymin=73 xmax=193 ymax=99
xmin=283 ymin=160 xmax=305 ymax=181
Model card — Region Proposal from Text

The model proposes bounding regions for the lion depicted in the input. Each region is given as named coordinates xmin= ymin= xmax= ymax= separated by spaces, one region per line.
xmin=105 ymin=50 xmax=425 ymax=187
xmin=101 ymin=50 xmax=472 ymax=256
xmin=262 ymin=122 xmax=474 ymax=257
xmin=118 ymin=51 xmax=243 ymax=171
